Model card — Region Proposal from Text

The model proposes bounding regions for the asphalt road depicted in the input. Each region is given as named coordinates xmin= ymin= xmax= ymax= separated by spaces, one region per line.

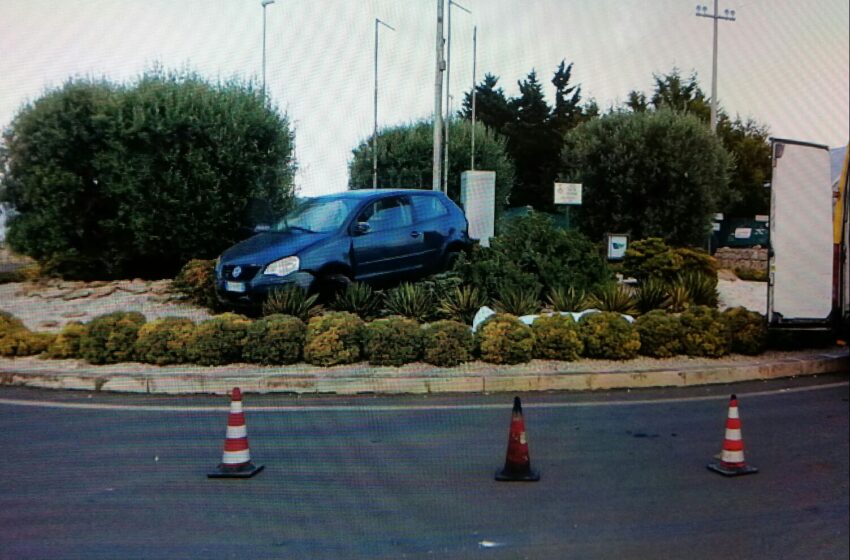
xmin=1 ymin=376 xmax=848 ymax=559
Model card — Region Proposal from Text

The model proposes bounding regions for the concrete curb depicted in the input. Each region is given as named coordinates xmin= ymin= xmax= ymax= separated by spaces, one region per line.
xmin=0 ymin=350 xmax=847 ymax=395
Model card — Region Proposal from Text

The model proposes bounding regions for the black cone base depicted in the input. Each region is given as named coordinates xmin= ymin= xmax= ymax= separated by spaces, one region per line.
xmin=208 ymin=462 xmax=265 ymax=479
xmin=495 ymin=467 xmax=540 ymax=482
xmin=707 ymin=462 xmax=758 ymax=477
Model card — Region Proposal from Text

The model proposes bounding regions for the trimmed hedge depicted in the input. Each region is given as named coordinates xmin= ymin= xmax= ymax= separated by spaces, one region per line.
xmin=45 ymin=321 xmax=88 ymax=359
xmin=532 ymin=314 xmax=583 ymax=361
xmin=634 ymin=310 xmax=683 ymax=358
xmin=680 ymin=306 xmax=730 ymax=357
xmin=422 ymin=320 xmax=474 ymax=367
xmin=185 ymin=313 xmax=251 ymax=366
xmin=79 ymin=311 xmax=146 ymax=364
xmin=134 ymin=317 xmax=196 ymax=365
xmin=476 ymin=313 xmax=535 ymax=364
xmin=171 ymin=259 xmax=220 ymax=310
xmin=303 ymin=312 xmax=365 ymax=367
xmin=722 ymin=307 xmax=767 ymax=355
xmin=242 ymin=314 xmax=305 ymax=365
xmin=364 ymin=316 xmax=423 ymax=366
xmin=580 ymin=312 xmax=641 ymax=360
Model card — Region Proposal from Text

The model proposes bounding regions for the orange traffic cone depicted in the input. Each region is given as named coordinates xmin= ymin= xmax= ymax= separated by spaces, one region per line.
xmin=495 ymin=396 xmax=540 ymax=482
xmin=707 ymin=394 xmax=758 ymax=476
xmin=208 ymin=387 xmax=264 ymax=478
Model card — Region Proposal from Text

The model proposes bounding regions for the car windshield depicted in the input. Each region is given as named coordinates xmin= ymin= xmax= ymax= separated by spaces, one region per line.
xmin=273 ymin=198 xmax=356 ymax=234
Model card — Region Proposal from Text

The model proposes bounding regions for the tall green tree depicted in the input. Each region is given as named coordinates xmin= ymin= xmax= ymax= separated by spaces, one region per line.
xmin=561 ymin=110 xmax=731 ymax=246
xmin=348 ymin=119 xmax=514 ymax=214
xmin=458 ymin=73 xmax=513 ymax=132
xmin=0 ymin=70 xmax=296 ymax=279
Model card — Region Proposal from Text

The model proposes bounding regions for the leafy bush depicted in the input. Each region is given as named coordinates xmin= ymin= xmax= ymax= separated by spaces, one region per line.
xmin=675 ymin=247 xmax=718 ymax=280
xmin=185 ymin=313 xmax=251 ymax=366
xmin=586 ymin=284 xmax=638 ymax=315
xmin=363 ymin=316 xmax=423 ymax=366
xmin=634 ymin=310 xmax=683 ymax=358
xmin=79 ymin=311 xmax=146 ymax=364
xmin=722 ymin=307 xmax=768 ymax=355
xmin=242 ymin=314 xmax=305 ymax=365
xmin=332 ymin=282 xmax=383 ymax=319
xmin=453 ymin=245 xmax=540 ymax=301
xmin=0 ymin=310 xmax=26 ymax=335
xmin=0 ymin=329 xmax=55 ymax=357
xmin=437 ymin=285 xmax=488 ymax=325
xmin=134 ymin=317 xmax=196 ymax=365
xmin=679 ymin=306 xmax=730 ymax=357
xmin=546 ymin=285 xmax=588 ymax=312
xmin=531 ymin=314 xmax=583 ymax=361
xmin=45 ymin=321 xmax=88 ymax=359
xmin=383 ymin=282 xmax=436 ymax=322
xmin=422 ymin=320 xmax=474 ymax=367
xmin=303 ymin=312 xmax=365 ymax=367
xmin=171 ymin=259 xmax=220 ymax=310
xmin=623 ymin=238 xmax=683 ymax=282
xmin=262 ymin=285 xmax=319 ymax=320
xmin=0 ymin=262 xmax=42 ymax=284
xmin=0 ymin=70 xmax=296 ymax=279
xmin=475 ymin=313 xmax=535 ymax=364
xmin=635 ymin=277 xmax=671 ymax=314
xmin=579 ymin=312 xmax=641 ymax=360
xmin=735 ymin=268 xmax=768 ymax=282
xmin=494 ymin=284 xmax=540 ymax=316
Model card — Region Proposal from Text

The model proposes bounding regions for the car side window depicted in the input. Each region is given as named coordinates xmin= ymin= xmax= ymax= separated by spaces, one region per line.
xmin=412 ymin=195 xmax=449 ymax=221
xmin=357 ymin=197 xmax=412 ymax=232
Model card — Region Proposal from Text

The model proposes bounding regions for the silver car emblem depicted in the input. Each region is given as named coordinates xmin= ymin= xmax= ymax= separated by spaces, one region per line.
xmin=232 ymin=266 xmax=242 ymax=278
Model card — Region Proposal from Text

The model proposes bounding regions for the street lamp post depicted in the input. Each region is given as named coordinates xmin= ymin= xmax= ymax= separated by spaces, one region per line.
xmin=261 ymin=0 xmax=276 ymax=99
xmin=444 ymin=0 xmax=470 ymax=193
xmin=696 ymin=1 xmax=736 ymax=132
xmin=470 ymin=25 xmax=477 ymax=170
xmin=373 ymin=18 xmax=396 ymax=190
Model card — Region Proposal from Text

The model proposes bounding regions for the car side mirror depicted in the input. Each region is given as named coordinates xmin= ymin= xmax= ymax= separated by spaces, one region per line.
xmin=353 ymin=222 xmax=371 ymax=235
xmin=253 ymin=224 xmax=271 ymax=233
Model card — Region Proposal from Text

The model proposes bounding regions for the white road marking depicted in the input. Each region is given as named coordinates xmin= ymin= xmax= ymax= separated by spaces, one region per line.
xmin=0 ymin=381 xmax=846 ymax=413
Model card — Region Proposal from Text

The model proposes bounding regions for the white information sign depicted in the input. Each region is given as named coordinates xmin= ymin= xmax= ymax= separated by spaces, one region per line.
xmin=734 ymin=227 xmax=752 ymax=239
xmin=554 ymin=183 xmax=582 ymax=205
xmin=607 ymin=233 xmax=628 ymax=260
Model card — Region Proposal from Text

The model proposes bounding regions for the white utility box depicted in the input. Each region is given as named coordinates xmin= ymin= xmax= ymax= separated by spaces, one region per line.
xmin=460 ymin=170 xmax=496 ymax=247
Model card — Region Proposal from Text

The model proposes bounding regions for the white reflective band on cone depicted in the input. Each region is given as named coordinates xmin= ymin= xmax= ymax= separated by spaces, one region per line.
xmin=226 ymin=425 xmax=247 ymax=439
xmin=724 ymin=428 xmax=742 ymax=440
xmin=230 ymin=402 xmax=243 ymax=413
xmin=728 ymin=407 xmax=739 ymax=419
xmin=721 ymin=450 xmax=745 ymax=463
xmin=222 ymin=449 xmax=251 ymax=464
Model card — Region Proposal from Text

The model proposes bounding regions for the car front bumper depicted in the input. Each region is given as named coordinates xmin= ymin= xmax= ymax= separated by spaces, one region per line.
xmin=215 ymin=270 xmax=316 ymax=308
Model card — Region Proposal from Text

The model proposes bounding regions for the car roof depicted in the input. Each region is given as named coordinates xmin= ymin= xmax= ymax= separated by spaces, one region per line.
xmin=309 ymin=189 xmax=443 ymax=202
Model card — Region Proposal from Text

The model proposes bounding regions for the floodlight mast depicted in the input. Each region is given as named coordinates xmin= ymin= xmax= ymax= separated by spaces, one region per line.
xmin=695 ymin=1 xmax=736 ymax=132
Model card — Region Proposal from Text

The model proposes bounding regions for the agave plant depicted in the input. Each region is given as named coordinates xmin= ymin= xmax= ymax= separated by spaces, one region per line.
xmin=383 ymin=282 xmax=435 ymax=322
xmin=679 ymin=271 xmax=719 ymax=307
xmin=585 ymin=283 xmax=638 ymax=315
xmin=262 ymin=285 xmax=320 ymax=320
xmin=332 ymin=282 xmax=383 ymax=319
xmin=438 ymin=285 xmax=489 ymax=324
xmin=546 ymin=285 xmax=588 ymax=312
xmin=493 ymin=284 xmax=541 ymax=316
xmin=667 ymin=282 xmax=691 ymax=313
xmin=635 ymin=277 xmax=671 ymax=314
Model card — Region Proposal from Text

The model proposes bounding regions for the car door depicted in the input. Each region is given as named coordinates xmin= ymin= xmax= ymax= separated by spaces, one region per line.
xmin=411 ymin=194 xmax=451 ymax=269
xmin=350 ymin=196 xmax=425 ymax=280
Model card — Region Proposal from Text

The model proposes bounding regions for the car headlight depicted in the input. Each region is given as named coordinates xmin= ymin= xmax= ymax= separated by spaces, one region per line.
xmin=264 ymin=256 xmax=299 ymax=277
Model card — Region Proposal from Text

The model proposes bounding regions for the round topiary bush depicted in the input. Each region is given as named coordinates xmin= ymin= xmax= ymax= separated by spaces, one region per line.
xmin=363 ymin=316 xmax=423 ymax=366
xmin=634 ymin=310 xmax=684 ymax=358
xmin=242 ymin=314 xmax=306 ymax=365
xmin=79 ymin=311 xmax=147 ymax=364
xmin=679 ymin=305 xmax=730 ymax=357
xmin=303 ymin=312 xmax=365 ymax=367
xmin=422 ymin=320 xmax=474 ymax=367
xmin=171 ymin=259 xmax=220 ymax=310
xmin=45 ymin=321 xmax=88 ymax=359
xmin=475 ymin=313 xmax=535 ymax=364
xmin=185 ymin=313 xmax=251 ymax=366
xmin=134 ymin=317 xmax=196 ymax=365
xmin=722 ymin=307 xmax=768 ymax=355
xmin=0 ymin=310 xmax=26 ymax=334
xmin=579 ymin=311 xmax=641 ymax=360
xmin=531 ymin=314 xmax=583 ymax=361
xmin=0 ymin=329 xmax=55 ymax=357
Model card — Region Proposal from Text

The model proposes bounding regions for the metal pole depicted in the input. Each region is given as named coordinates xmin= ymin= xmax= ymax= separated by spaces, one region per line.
xmin=261 ymin=0 xmax=275 ymax=100
xmin=373 ymin=18 xmax=395 ymax=190
xmin=696 ymin=2 xmax=735 ymax=133
xmin=471 ymin=25 xmax=477 ymax=171
xmin=432 ymin=0 xmax=444 ymax=191
xmin=444 ymin=0 xmax=470 ymax=194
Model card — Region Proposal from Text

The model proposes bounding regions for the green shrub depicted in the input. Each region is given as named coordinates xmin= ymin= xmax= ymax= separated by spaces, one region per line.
xmin=735 ymin=268 xmax=768 ymax=282
xmin=303 ymin=312 xmax=365 ymax=366
xmin=242 ymin=314 xmax=305 ymax=365
xmin=667 ymin=283 xmax=691 ymax=313
xmin=383 ymin=282 xmax=435 ymax=322
xmin=134 ymin=317 xmax=196 ymax=365
xmin=679 ymin=306 xmax=730 ymax=357
xmin=422 ymin=320 xmax=474 ymax=367
xmin=171 ymin=259 xmax=220 ymax=310
xmin=363 ymin=316 xmax=423 ymax=366
xmin=45 ymin=321 xmax=88 ymax=359
xmin=546 ymin=285 xmax=588 ymax=312
xmin=532 ymin=314 xmax=583 ymax=361
xmin=185 ymin=313 xmax=251 ymax=366
xmin=579 ymin=311 xmax=641 ymax=360
xmin=675 ymin=247 xmax=718 ymax=280
xmin=0 ymin=330 xmax=55 ymax=357
xmin=678 ymin=271 xmax=719 ymax=308
xmin=437 ymin=285 xmax=488 ymax=325
xmin=634 ymin=310 xmax=684 ymax=358
xmin=0 ymin=310 xmax=26 ymax=334
xmin=262 ymin=285 xmax=319 ymax=320
xmin=79 ymin=311 xmax=146 ymax=364
xmin=475 ymin=313 xmax=535 ymax=364
xmin=586 ymin=284 xmax=638 ymax=315
xmin=493 ymin=284 xmax=540 ymax=316
xmin=635 ymin=277 xmax=671 ymax=314
xmin=332 ymin=282 xmax=383 ymax=319
xmin=622 ymin=238 xmax=683 ymax=282
xmin=722 ymin=307 xmax=768 ymax=355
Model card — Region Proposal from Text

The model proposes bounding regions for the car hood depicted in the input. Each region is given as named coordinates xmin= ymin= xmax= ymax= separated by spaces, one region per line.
xmin=219 ymin=230 xmax=332 ymax=265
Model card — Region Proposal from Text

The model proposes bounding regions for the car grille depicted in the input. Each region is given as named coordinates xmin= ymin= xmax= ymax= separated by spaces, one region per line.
xmin=222 ymin=264 xmax=262 ymax=281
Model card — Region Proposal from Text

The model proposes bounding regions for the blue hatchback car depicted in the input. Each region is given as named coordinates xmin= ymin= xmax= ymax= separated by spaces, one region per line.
xmin=215 ymin=189 xmax=471 ymax=307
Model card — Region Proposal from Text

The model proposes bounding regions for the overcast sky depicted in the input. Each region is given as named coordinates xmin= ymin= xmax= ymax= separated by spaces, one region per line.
xmin=1 ymin=0 xmax=847 ymax=197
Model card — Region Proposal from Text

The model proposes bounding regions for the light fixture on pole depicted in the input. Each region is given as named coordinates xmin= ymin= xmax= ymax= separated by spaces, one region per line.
xmin=373 ymin=18 xmax=395 ymax=189
xmin=261 ymin=0 xmax=276 ymax=100
xmin=695 ymin=1 xmax=736 ymax=132
xmin=444 ymin=0 xmax=471 ymax=194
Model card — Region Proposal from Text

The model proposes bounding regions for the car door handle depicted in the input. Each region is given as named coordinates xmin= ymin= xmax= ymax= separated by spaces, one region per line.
xmin=410 ymin=231 xmax=421 ymax=238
